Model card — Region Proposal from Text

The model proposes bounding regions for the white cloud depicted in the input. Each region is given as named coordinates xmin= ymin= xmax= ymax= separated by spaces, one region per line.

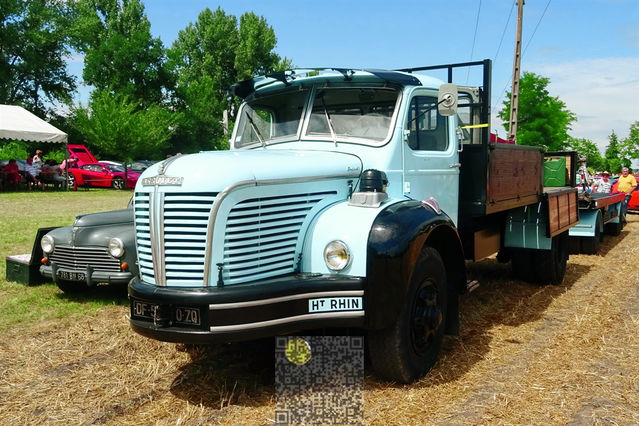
xmin=529 ymin=57 xmax=639 ymax=151
xmin=492 ymin=57 xmax=639 ymax=150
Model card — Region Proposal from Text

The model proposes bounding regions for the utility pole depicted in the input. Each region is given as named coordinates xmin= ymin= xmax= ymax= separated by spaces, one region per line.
xmin=508 ymin=0 xmax=524 ymax=143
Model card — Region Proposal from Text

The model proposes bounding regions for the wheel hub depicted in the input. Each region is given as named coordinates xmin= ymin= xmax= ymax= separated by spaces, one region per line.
xmin=411 ymin=282 xmax=442 ymax=353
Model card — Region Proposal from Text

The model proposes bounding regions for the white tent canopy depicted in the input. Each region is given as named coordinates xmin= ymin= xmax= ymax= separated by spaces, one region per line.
xmin=0 ymin=105 xmax=67 ymax=143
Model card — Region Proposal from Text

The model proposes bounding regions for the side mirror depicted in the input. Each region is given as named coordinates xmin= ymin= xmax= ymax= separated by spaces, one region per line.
xmin=101 ymin=168 xmax=108 ymax=173
xmin=438 ymin=83 xmax=458 ymax=117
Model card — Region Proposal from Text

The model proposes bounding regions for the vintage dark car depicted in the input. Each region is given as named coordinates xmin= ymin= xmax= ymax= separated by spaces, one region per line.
xmin=39 ymin=208 xmax=137 ymax=293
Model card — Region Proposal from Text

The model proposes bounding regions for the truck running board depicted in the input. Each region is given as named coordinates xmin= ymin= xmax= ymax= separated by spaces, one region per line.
xmin=466 ymin=280 xmax=480 ymax=292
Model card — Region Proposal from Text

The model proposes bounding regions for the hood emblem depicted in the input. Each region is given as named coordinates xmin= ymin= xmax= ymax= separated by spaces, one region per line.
xmin=142 ymin=176 xmax=183 ymax=186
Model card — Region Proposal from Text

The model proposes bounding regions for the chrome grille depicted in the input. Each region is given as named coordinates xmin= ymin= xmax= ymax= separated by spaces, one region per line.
xmin=134 ymin=192 xmax=154 ymax=284
xmin=163 ymin=193 xmax=217 ymax=286
xmin=223 ymin=191 xmax=337 ymax=284
xmin=49 ymin=246 xmax=120 ymax=272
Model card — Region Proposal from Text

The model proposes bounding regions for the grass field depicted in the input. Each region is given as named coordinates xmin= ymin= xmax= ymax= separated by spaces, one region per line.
xmin=0 ymin=189 xmax=131 ymax=332
xmin=1 ymin=190 xmax=638 ymax=424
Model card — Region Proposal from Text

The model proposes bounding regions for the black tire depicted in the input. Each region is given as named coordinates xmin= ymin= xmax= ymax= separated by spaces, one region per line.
xmin=112 ymin=177 xmax=125 ymax=190
xmin=580 ymin=223 xmax=601 ymax=255
xmin=368 ymin=247 xmax=447 ymax=383
xmin=511 ymin=248 xmax=534 ymax=281
xmin=605 ymin=221 xmax=622 ymax=237
xmin=533 ymin=232 xmax=569 ymax=285
xmin=56 ymin=279 xmax=89 ymax=293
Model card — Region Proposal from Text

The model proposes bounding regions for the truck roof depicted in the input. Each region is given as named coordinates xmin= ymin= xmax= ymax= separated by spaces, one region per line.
xmin=231 ymin=68 xmax=445 ymax=99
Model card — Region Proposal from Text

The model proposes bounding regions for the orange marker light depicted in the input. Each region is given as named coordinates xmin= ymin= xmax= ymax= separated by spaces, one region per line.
xmin=41 ymin=257 xmax=48 ymax=264
xmin=121 ymin=263 xmax=128 ymax=270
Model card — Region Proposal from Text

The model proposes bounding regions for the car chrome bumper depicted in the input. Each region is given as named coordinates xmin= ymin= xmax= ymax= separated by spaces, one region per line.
xmin=40 ymin=262 xmax=134 ymax=286
xmin=128 ymin=274 xmax=366 ymax=344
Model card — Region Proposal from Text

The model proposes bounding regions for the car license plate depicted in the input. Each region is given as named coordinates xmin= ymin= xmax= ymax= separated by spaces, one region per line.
xmin=57 ymin=270 xmax=85 ymax=281
xmin=131 ymin=299 xmax=160 ymax=320
xmin=175 ymin=307 xmax=200 ymax=326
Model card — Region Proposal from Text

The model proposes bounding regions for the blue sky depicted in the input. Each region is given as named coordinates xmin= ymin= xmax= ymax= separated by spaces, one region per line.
xmin=70 ymin=0 xmax=639 ymax=154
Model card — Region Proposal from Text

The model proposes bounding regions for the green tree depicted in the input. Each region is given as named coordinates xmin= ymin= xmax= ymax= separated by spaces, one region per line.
xmin=604 ymin=131 xmax=622 ymax=173
xmin=0 ymin=0 xmax=76 ymax=116
xmin=499 ymin=72 xmax=576 ymax=151
xmin=71 ymin=90 xmax=176 ymax=162
xmin=620 ymin=121 xmax=639 ymax=168
xmin=73 ymin=0 xmax=169 ymax=107
xmin=566 ymin=137 xmax=605 ymax=171
xmin=166 ymin=7 xmax=289 ymax=152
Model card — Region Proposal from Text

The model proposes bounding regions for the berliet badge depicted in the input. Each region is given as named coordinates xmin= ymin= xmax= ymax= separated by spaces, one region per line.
xmin=142 ymin=175 xmax=183 ymax=186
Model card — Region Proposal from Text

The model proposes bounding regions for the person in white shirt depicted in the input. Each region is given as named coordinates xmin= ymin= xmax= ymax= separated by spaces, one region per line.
xmin=593 ymin=171 xmax=612 ymax=194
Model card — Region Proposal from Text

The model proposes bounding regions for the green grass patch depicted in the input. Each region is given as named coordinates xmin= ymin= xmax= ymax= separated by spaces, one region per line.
xmin=0 ymin=189 xmax=132 ymax=331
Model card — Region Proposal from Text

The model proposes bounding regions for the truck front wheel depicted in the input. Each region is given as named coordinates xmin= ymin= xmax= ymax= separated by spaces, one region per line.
xmin=368 ymin=247 xmax=447 ymax=383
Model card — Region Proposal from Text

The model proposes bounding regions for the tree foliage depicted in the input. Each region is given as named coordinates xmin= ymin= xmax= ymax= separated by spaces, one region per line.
xmin=71 ymin=90 xmax=176 ymax=161
xmin=604 ymin=131 xmax=623 ymax=173
xmin=0 ymin=0 xmax=76 ymax=116
xmin=166 ymin=7 xmax=289 ymax=152
xmin=566 ymin=137 xmax=605 ymax=171
xmin=72 ymin=0 xmax=169 ymax=107
xmin=620 ymin=121 xmax=639 ymax=169
xmin=499 ymin=72 xmax=576 ymax=151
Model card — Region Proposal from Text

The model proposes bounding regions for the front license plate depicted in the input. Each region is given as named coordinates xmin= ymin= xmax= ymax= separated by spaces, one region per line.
xmin=57 ymin=270 xmax=85 ymax=281
xmin=175 ymin=307 xmax=200 ymax=326
xmin=131 ymin=299 xmax=160 ymax=320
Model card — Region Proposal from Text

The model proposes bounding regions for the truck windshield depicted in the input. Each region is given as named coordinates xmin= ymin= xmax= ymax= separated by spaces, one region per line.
xmin=234 ymin=89 xmax=309 ymax=148
xmin=234 ymin=86 xmax=400 ymax=148
xmin=306 ymin=87 xmax=398 ymax=142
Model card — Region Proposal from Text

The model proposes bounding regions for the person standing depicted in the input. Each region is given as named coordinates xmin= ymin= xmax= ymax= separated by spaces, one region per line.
xmin=617 ymin=167 xmax=637 ymax=222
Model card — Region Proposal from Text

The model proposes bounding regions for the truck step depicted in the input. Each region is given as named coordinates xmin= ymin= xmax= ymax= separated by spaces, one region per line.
xmin=466 ymin=280 xmax=480 ymax=292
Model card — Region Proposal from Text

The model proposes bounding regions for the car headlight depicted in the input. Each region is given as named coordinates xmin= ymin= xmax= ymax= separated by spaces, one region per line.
xmin=41 ymin=235 xmax=54 ymax=254
xmin=108 ymin=237 xmax=125 ymax=258
xmin=323 ymin=240 xmax=351 ymax=271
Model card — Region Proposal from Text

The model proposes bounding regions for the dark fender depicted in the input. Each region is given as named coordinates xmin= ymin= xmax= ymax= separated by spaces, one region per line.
xmin=366 ymin=200 xmax=466 ymax=334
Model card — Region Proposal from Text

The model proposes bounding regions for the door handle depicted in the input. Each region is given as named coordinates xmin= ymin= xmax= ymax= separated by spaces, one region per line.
xmin=449 ymin=163 xmax=461 ymax=168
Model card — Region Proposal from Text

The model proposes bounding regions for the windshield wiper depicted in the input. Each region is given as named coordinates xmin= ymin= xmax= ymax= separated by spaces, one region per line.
xmin=320 ymin=93 xmax=338 ymax=146
xmin=245 ymin=110 xmax=266 ymax=147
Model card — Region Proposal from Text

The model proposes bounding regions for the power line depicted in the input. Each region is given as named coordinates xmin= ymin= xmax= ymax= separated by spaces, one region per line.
xmin=466 ymin=0 xmax=483 ymax=84
xmin=496 ymin=0 xmax=552 ymax=112
xmin=524 ymin=0 xmax=552 ymax=55
xmin=494 ymin=1 xmax=516 ymax=64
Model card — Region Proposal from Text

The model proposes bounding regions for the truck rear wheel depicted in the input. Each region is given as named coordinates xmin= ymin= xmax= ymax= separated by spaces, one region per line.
xmin=580 ymin=224 xmax=601 ymax=254
xmin=533 ymin=232 xmax=569 ymax=285
xmin=368 ymin=247 xmax=447 ymax=384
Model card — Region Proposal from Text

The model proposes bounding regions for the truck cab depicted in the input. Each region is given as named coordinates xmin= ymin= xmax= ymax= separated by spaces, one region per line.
xmin=128 ymin=60 xmax=578 ymax=383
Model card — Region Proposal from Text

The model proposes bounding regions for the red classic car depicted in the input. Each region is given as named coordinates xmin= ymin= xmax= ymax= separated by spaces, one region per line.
xmin=628 ymin=174 xmax=639 ymax=212
xmin=69 ymin=162 xmax=140 ymax=190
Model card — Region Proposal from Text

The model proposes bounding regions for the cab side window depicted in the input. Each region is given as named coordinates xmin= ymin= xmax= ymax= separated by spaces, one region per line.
xmin=406 ymin=95 xmax=448 ymax=151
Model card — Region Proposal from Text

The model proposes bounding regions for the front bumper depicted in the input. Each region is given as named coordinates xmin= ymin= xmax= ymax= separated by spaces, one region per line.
xmin=128 ymin=274 xmax=366 ymax=344
xmin=40 ymin=262 xmax=134 ymax=286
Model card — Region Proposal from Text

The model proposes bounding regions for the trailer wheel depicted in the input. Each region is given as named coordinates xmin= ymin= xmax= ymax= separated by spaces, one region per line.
xmin=511 ymin=249 xmax=534 ymax=282
xmin=605 ymin=221 xmax=622 ymax=237
xmin=533 ymin=232 xmax=569 ymax=285
xmin=368 ymin=247 xmax=447 ymax=383
xmin=56 ymin=279 xmax=89 ymax=293
xmin=580 ymin=224 xmax=601 ymax=254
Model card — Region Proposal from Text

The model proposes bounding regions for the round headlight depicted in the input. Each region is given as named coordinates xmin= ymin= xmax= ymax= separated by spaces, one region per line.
xmin=108 ymin=237 xmax=125 ymax=258
xmin=323 ymin=240 xmax=351 ymax=271
xmin=41 ymin=235 xmax=54 ymax=254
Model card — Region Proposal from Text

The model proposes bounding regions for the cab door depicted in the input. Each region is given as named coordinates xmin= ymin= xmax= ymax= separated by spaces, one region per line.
xmin=402 ymin=91 xmax=459 ymax=225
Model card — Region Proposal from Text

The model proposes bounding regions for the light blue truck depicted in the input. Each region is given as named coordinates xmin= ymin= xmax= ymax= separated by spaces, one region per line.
xmin=128 ymin=60 xmax=579 ymax=383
